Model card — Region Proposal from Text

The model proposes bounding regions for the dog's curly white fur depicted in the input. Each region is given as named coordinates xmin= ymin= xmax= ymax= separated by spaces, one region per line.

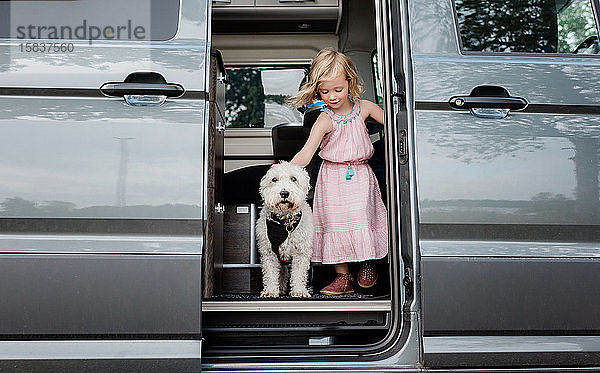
xmin=256 ymin=161 xmax=313 ymax=298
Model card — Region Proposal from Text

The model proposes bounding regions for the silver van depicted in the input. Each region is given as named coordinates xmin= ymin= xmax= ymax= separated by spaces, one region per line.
xmin=0 ymin=0 xmax=598 ymax=371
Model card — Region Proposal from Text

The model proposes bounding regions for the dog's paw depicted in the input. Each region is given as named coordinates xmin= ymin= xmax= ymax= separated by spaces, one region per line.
xmin=290 ymin=289 xmax=311 ymax=298
xmin=260 ymin=290 xmax=280 ymax=298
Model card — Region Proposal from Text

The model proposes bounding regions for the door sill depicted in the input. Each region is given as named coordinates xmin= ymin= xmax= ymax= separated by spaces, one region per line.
xmin=202 ymin=299 xmax=391 ymax=312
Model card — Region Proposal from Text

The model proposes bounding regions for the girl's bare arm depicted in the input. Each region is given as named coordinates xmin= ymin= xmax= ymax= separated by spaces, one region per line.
xmin=361 ymin=99 xmax=385 ymax=125
xmin=290 ymin=113 xmax=333 ymax=167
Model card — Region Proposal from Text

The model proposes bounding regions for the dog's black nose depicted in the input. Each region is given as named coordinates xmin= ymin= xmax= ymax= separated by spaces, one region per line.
xmin=280 ymin=190 xmax=290 ymax=199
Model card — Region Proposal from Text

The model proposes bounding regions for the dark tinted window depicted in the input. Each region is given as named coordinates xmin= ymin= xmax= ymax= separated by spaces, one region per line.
xmin=225 ymin=66 xmax=308 ymax=128
xmin=455 ymin=0 xmax=600 ymax=54
xmin=0 ymin=0 xmax=180 ymax=41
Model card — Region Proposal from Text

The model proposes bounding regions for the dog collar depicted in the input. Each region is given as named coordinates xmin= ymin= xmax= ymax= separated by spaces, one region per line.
xmin=269 ymin=211 xmax=302 ymax=232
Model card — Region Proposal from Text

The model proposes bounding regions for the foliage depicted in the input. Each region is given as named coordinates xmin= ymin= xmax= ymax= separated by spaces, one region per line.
xmin=456 ymin=0 xmax=598 ymax=54
xmin=456 ymin=0 xmax=559 ymax=53
xmin=557 ymin=0 xmax=597 ymax=53
xmin=225 ymin=68 xmax=265 ymax=128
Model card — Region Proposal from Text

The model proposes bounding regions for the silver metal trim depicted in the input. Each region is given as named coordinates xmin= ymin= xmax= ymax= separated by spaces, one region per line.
xmin=213 ymin=6 xmax=340 ymax=19
xmin=222 ymin=263 xmax=261 ymax=268
xmin=397 ymin=0 xmax=422 ymax=312
xmin=202 ymin=101 xmax=211 ymax=226
xmin=424 ymin=336 xmax=600 ymax=353
xmin=221 ymin=60 xmax=313 ymax=66
xmin=0 ymin=234 xmax=202 ymax=254
xmin=225 ymin=128 xmax=273 ymax=137
xmin=0 ymin=340 xmax=201 ymax=360
xmin=202 ymin=299 xmax=392 ymax=312
xmin=421 ymin=240 xmax=600 ymax=258
xmin=335 ymin=0 xmax=343 ymax=34
xmin=369 ymin=0 xmax=407 ymax=359
xmin=250 ymin=203 xmax=258 ymax=264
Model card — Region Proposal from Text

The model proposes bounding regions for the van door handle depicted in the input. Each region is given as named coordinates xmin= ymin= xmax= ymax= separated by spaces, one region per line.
xmin=449 ymin=85 xmax=528 ymax=119
xmin=100 ymin=82 xmax=184 ymax=98
xmin=448 ymin=96 xmax=528 ymax=110
xmin=100 ymin=72 xmax=184 ymax=98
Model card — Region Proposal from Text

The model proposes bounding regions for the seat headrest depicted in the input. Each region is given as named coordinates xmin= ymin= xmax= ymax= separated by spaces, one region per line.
xmin=302 ymin=105 xmax=323 ymax=129
xmin=271 ymin=123 xmax=310 ymax=160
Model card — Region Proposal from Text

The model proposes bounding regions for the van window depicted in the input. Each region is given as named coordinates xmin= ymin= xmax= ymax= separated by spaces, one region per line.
xmin=454 ymin=0 xmax=600 ymax=54
xmin=225 ymin=66 xmax=307 ymax=128
xmin=0 ymin=0 xmax=180 ymax=41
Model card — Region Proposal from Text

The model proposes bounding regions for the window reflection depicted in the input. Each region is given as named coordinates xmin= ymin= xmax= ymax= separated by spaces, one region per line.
xmin=415 ymin=111 xmax=600 ymax=226
xmin=455 ymin=0 xmax=600 ymax=54
xmin=1 ymin=0 xmax=180 ymax=41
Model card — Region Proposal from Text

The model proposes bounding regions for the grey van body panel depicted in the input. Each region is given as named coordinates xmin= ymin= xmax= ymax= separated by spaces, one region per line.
xmin=414 ymin=110 xmax=599 ymax=226
xmin=0 ymin=0 xmax=209 ymax=362
xmin=414 ymin=57 xmax=600 ymax=105
xmin=0 ymin=340 xmax=201 ymax=359
xmin=0 ymin=97 xmax=204 ymax=219
xmin=0 ymin=43 xmax=208 ymax=91
xmin=0 ymin=358 xmax=201 ymax=373
xmin=409 ymin=0 xmax=600 ymax=366
xmin=0 ymin=340 xmax=201 ymax=371
xmin=422 ymin=257 xmax=600 ymax=333
xmin=0 ymin=254 xmax=201 ymax=335
xmin=0 ymin=0 xmax=208 ymax=91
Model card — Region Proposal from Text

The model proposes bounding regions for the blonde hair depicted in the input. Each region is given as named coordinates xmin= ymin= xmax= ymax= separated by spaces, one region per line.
xmin=287 ymin=48 xmax=364 ymax=108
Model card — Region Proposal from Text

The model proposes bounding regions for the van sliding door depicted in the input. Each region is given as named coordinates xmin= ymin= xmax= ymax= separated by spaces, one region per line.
xmin=407 ymin=0 xmax=600 ymax=368
xmin=0 ymin=0 xmax=209 ymax=370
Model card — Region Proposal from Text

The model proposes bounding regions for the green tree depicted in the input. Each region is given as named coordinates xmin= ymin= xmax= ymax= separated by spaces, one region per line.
xmin=225 ymin=68 xmax=265 ymax=128
xmin=557 ymin=0 xmax=597 ymax=53
xmin=456 ymin=0 xmax=559 ymax=53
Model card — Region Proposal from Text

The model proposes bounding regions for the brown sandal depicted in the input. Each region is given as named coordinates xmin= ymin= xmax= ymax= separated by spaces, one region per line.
xmin=358 ymin=261 xmax=378 ymax=288
xmin=320 ymin=273 xmax=354 ymax=295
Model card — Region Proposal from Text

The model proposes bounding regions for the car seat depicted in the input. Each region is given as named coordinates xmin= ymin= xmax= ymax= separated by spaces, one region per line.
xmin=223 ymin=164 xmax=271 ymax=205
xmin=271 ymin=123 xmax=310 ymax=161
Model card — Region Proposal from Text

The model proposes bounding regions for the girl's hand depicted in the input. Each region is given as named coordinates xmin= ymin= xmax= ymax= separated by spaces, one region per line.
xmin=290 ymin=113 xmax=333 ymax=167
xmin=361 ymin=99 xmax=385 ymax=126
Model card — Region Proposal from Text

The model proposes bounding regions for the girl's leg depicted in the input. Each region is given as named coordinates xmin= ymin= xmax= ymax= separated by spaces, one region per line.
xmin=334 ymin=263 xmax=349 ymax=274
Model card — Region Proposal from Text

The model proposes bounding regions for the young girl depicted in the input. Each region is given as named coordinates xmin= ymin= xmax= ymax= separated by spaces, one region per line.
xmin=289 ymin=49 xmax=388 ymax=295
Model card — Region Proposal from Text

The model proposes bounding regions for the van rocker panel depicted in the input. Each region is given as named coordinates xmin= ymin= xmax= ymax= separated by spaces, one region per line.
xmin=0 ymin=254 xmax=201 ymax=335
xmin=422 ymin=256 xmax=600 ymax=334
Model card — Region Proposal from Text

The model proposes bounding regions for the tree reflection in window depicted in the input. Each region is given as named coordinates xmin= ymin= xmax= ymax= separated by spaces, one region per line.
xmin=455 ymin=0 xmax=599 ymax=54
xmin=558 ymin=0 xmax=598 ymax=53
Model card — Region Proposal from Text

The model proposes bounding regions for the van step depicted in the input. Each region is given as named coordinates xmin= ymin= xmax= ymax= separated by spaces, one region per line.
xmin=210 ymin=292 xmax=385 ymax=300
xmin=203 ymin=309 xmax=389 ymax=332
xmin=202 ymin=299 xmax=391 ymax=312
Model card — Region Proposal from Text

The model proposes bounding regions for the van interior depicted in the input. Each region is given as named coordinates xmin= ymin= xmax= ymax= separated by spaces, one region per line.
xmin=202 ymin=0 xmax=397 ymax=351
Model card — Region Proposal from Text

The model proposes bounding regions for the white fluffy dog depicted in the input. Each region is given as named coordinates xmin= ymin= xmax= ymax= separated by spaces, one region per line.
xmin=256 ymin=161 xmax=313 ymax=298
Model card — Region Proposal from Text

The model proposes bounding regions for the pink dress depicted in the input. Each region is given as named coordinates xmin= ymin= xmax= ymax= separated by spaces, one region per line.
xmin=312 ymin=100 xmax=388 ymax=264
